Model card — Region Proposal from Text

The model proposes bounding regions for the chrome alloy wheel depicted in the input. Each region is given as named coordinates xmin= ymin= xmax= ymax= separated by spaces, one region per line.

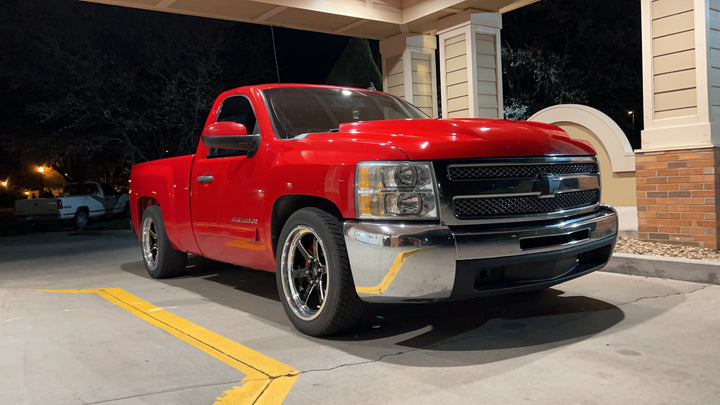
xmin=280 ymin=225 xmax=329 ymax=321
xmin=141 ymin=215 xmax=159 ymax=271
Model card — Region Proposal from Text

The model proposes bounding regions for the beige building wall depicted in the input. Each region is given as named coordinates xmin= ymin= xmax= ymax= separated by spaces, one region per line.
xmin=640 ymin=0 xmax=720 ymax=149
xmin=651 ymin=0 xmax=697 ymax=119
xmin=475 ymin=32 xmax=500 ymax=118
xmin=384 ymin=55 xmax=405 ymax=99
xmin=410 ymin=52 xmax=434 ymax=116
xmin=438 ymin=13 xmax=502 ymax=119
xmin=379 ymin=34 xmax=438 ymax=117
xmin=708 ymin=1 xmax=720 ymax=112
xmin=443 ymin=34 xmax=470 ymax=118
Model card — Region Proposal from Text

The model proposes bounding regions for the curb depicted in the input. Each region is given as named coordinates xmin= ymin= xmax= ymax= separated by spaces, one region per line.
xmin=603 ymin=253 xmax=720 ymax=285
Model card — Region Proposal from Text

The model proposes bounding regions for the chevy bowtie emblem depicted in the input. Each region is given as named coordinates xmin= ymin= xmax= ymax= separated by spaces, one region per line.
xmin=535 ymin=173 xmax=561 ymax=198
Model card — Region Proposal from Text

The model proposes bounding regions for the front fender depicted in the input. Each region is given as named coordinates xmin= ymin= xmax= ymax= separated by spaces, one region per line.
xmin=267 ymin=138 xmax=409 ymax=218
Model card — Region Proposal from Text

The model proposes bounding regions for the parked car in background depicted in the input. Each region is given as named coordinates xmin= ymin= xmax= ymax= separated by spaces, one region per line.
xmin=14 ymin=182 xmax=129 ymax=229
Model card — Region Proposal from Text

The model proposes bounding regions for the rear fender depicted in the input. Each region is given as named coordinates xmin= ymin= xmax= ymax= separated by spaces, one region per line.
xmin=129 ymin=155 xmax=200 ymax=254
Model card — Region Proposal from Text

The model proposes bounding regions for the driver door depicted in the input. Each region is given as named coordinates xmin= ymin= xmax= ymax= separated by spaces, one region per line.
xmin=190 ymin=95 xmax=268 ymax=267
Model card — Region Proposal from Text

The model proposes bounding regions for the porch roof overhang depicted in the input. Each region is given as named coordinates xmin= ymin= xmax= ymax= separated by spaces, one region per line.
xmin=80 ymin=0 xmax=538 ymax=39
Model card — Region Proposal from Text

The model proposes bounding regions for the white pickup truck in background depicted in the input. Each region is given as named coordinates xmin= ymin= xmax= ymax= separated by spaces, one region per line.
xmin=14 ymin=182 xmax=129 ymax=229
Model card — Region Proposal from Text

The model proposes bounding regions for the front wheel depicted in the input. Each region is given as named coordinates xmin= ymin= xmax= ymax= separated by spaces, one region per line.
xmin=140 ymin=206 xmax=187 ymax=278
xmin=276 ymin=208 xmax=364 ymax=336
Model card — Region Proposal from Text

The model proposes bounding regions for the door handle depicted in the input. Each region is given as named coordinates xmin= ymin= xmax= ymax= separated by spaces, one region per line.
xmin=196 ymin=175 xmax=214 ymax=183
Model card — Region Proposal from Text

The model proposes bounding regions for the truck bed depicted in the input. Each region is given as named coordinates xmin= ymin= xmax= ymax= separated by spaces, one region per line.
xmin=15 ymin=198 xmax=58 ymax=219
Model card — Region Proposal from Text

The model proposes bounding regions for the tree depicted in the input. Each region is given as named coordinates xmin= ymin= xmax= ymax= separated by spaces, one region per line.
xmin=501 ymin=0 xmax=642 ymax=147
xmin=0 ymin=0 xmax=275 ymax=186
xmin=502 ymin=46 xmax=589 ymax=120
xmin=325 ymin=38 xmax=383 ymax=90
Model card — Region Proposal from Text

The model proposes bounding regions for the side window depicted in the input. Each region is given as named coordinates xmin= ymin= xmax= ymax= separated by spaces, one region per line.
xmin=83 ymin=183 xmax=98 ymax=195
xmin=63 ymin=184 xmax=79 ymax=196
xmin=208 ymin=96 xmax=258 ymax=158
xmin=101 ymin=183 xmax=115 ymax=196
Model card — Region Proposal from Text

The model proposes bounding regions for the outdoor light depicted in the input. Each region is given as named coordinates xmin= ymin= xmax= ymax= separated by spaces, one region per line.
xmin=1 ymin=181 xmax=7 ymax=188
xmin=37 ymin=166 xmax=45 ymax=193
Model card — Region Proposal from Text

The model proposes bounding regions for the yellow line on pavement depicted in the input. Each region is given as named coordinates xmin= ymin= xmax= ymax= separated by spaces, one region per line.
xmin=35 ymin=288 xmax=299 ymax=404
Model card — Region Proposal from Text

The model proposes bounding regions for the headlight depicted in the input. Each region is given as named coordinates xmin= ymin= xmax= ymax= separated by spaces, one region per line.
xmin=356 ymin=162 xmax=438 ymax=219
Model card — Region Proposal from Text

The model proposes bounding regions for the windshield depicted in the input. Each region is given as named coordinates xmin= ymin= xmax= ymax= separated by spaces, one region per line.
xmin=262 ymin=87 xmax=428 ymax=139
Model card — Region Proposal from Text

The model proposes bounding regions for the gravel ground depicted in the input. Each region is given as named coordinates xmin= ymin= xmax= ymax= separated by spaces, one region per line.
xmin=614 ymin=236 xmax=720 ymax=261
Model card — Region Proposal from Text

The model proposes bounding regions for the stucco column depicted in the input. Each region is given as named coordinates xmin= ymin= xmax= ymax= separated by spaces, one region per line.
xmin=379 ymin=34 xmax=438 ymax=118
xmin=638 ymin=0 xmax=720 ymax=248
xmin=437 ymin=13 xmax=502 ymax=119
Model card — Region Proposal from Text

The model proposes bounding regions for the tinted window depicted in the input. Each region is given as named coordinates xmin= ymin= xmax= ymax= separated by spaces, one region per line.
xmin=63 ymin=183 xmax=99 ymax=196
xmin=216 ymin=96 xmax=259 ymax=134
xmin=101 ymin=183 xmax=115 ymax=196
xmin=262 ymin=88 xmax=427 ymax=139
xmin=209 ymin=96 xmax=258 ymax=158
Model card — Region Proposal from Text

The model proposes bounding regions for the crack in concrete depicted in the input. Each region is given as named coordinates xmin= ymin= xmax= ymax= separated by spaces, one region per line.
xmin=616 ymin=284 xmax=711 ymax=307
xmin=83 ymin=380 xmax=242 ymax=404
xmin=298 ymin=349 xmax=420 ymax=375
xmin=292 ymin=284 xmax=716 ymax=375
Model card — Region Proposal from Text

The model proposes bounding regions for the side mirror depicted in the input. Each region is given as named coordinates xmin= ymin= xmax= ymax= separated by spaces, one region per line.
xmin=201 ymin=121 xmax=260 ymax=156
xmin=204 ymin=121 xmax=247 ymax=136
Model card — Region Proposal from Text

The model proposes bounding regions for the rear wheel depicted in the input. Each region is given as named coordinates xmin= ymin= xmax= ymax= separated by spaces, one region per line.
xmin=73 ymin=209 xmax=89 ymax=230
xmin=141 ymin=206 xmax=187 ymax=278
xmin=276 ymin=208 xmax=364 ymax=336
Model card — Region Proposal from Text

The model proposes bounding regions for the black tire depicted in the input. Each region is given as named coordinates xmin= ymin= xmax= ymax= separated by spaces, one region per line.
xmin=73 ymin=209 xmax=89 ymax=230
xmin=140 ymin=206 xmax=187 ymax=278
xmin=276 ymin=207 xmax=364 ymax=336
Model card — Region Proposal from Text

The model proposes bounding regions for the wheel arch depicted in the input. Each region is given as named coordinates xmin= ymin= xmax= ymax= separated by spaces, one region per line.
xmin=140 ymin=205 xmax=188 ymax=278
xmin=72 ymin=206 xmax=90 ymax=230
xmin=137 ymin=197 xmax=158 ymax=218
xmin=132 ymin=197 xmax=159 ymax=238
xmin=271 ymin=195 xmax=343 ymax=256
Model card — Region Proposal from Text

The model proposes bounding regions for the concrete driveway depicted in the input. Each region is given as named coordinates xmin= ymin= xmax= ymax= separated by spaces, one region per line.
xmin=1 ymin=230 xmax=719 ymax=404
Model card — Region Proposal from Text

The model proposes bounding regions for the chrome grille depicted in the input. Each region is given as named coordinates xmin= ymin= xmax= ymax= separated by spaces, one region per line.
xmin=454 ymin=189 xmax=599 ymax=218
xmin=448 ymin=163 xmax=598 ymax=180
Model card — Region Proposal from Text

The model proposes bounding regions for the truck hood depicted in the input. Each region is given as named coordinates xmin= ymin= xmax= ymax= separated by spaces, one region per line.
xmin=319 ymin=118 xmax=596 ymax=160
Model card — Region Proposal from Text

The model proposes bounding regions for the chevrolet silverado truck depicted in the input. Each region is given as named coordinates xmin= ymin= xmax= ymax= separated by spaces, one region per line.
xmin=129 ymin=84 xmax=618 ymax=336
xmin=15 ymin=182 xmax=129 ymax=229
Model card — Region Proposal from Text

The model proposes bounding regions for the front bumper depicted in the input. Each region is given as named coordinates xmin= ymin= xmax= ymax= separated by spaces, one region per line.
xmin=343 ymin=205 xmax=618 ymax=303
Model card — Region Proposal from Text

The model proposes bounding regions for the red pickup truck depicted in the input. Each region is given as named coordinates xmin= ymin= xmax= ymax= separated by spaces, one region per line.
xmin=129 ymin=84 xmax=618 ymax=336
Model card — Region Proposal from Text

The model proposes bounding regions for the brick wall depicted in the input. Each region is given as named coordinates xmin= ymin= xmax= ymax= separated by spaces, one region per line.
xmin=635 ymin=147 xmax=720 ymax=249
